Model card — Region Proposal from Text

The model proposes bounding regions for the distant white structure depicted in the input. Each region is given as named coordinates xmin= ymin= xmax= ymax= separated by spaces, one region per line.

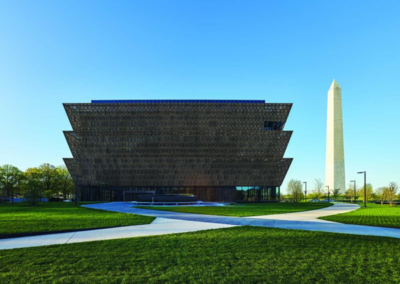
xmin=325 ymin=80 xmax=345 ymax=194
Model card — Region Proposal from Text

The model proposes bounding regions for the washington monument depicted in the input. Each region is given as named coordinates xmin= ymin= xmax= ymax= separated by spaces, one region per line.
xmin=325 ymin=80 xmax=346 ymax=194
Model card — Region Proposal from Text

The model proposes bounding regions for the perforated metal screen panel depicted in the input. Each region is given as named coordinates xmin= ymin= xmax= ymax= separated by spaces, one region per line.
xmin=63 ymin=101 xmax=293 ymax=202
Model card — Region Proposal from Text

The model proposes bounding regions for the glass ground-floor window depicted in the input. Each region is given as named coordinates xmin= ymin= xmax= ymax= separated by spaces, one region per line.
xmin=78 ymin=185 xmax=280 ymax=202
xmin=234 ymin=186 xmax=279 ymax=202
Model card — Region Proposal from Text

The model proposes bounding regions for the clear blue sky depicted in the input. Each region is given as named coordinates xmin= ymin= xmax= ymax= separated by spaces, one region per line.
xmin=0 ymin=0 xmax=399 ymax=193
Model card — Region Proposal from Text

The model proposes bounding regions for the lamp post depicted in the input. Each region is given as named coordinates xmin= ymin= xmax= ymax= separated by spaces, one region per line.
xmin=325 ymin=185 xmax=330 ymax=202
xmin=303 ymin=181 xmax=307 ymax=202
xmin=350 ymin=180 xmax=356 ymax=203
xmin=358 ymin=171 xmax=367 ymax=208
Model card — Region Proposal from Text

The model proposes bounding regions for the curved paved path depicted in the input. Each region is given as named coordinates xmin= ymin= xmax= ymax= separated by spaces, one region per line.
xmin=85 ymin=202 xmax=359 ymax=224
xmin=1 ymin=202 xmax=400 ymax=250
xmin=0 ymin=218 xmax=235 ymax=250
xmin=85 ymin=202 xmax=400 ymax=239
xmin=247 ymin=202 xmax=360 ymax=221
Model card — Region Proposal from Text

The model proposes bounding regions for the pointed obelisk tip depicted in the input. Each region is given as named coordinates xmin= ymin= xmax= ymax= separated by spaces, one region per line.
xmin=330 ymin=79 xmax=341 ymax=89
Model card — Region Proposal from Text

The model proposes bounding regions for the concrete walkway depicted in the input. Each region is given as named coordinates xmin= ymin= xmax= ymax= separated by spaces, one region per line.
xmin=247 ymin=202 xmax=360 ymax=222
xmin=2 ymin=202 xmax=400 ymax=250
xmin=84 ymin=202 xmax=400 ymax=239
xmin=0 ymin=218 xmax=236 ymax=250
xmin=84 ymin=202 xmax=359 ymax=224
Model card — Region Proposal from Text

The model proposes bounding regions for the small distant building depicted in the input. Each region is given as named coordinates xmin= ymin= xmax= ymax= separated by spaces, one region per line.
xmin=63 ymin=100 xmax=293 ymax=202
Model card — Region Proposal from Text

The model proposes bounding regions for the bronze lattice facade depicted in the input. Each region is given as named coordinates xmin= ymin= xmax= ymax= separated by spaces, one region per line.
xmin=63 ymin=100 xmax=292 ymax=202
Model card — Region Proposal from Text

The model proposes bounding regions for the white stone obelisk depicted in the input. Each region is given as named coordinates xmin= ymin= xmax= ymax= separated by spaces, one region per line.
xmin=325 ymin=80 xmax=345 ymax=194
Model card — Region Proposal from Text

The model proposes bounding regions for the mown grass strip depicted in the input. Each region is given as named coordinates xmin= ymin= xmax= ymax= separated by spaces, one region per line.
xmin=0 ymin=202 xmax=154 ymax=236
xmin=320 ymin=202 xmax=400 ymax=228
xmin=1 ymin=226 xmax=399 ymax=283
xmin=136 ymin=202 xmax=332 ymax=217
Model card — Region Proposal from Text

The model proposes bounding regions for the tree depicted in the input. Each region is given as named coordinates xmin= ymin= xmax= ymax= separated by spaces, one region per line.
xmin=312 ymin=179 xmax=324 ymax=200
xmin=44 ymin=190 xmax=53 ymax=199
xmin=55 ymin=165 xmax=74 ymax=200
xmin=0 ymin=164 xmax=23 ymax=204
xmin=22 ymin=167 xmax=43 ymax=205
xmin=345 ymin=183 xmax=357 ymax=202
xmin=333 ymin=188 xmax=341 ymax=200
xmin=38 ymin=163 xmax=57 ymax=197
xmin=357 ymin=183 xmax=373 ymax=202
xmin=307 ymin=191 xmax=318 ymax=200
xmin=287 ymin=179 xmax=303 ymax=203
xmin=375 ymin=187 xmax=389 ymax=205
xmin=387 ymin=182 xmax=398 ymax=207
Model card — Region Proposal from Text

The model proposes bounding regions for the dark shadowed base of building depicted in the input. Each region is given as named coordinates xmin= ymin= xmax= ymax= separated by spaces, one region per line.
xmin=78 ymin=185 xmax=280 ymax=202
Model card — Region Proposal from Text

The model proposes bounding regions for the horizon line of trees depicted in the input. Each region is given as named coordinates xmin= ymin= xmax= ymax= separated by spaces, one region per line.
xmin=285 ymin=178 xmax=399 ymax=206
xmin=0 ymin=163 xmax=74 ymax=205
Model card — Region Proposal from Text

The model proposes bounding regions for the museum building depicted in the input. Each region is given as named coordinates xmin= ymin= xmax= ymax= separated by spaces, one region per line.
xmin=63 ymin=100 xmax=293 ymax=202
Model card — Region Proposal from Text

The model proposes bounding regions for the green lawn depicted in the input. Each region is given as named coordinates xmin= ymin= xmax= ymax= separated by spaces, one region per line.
xmin=136 ymin=202 xmax=332 ymax=217
xmin=320 ymin=202 xmax=400 ymax=228
xmin=0 ymin=202 xmax=154 ymax=237
xmin=1 ymin=226 xmax=399 ymax=284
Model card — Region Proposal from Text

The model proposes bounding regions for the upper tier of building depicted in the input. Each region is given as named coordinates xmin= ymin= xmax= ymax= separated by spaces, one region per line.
xmin=91 ymin=99 xmax=265 ymax=104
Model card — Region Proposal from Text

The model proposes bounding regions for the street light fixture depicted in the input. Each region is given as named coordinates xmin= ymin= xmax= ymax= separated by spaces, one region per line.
xmin=350 ymin=180 xmax=356 ymax=203
xmin=357 ymin=171 xmax=367 ymax=208
xmin=303 ymin=182 xmax=307 ymax=202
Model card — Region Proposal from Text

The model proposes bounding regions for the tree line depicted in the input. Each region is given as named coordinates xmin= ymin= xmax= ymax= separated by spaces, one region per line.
xmin=285 ymin=178 xmax=399 ymax=206
xmin=0 ymin=163 xmax=74 ymax=205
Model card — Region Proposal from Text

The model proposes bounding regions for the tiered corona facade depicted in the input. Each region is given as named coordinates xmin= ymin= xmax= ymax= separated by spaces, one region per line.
xmin=63 ymin=100 xmax=293 ymax=202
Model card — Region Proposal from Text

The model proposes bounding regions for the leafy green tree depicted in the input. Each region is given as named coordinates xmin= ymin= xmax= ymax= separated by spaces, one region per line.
xmin=345 ymin=183 xmax=357 ymax=202
xmin=357 ymin=183 xmax=373 ymax=202
xmin=287 ymin=179 xmax=303 ymax=203
xmin=375 ymin=187 xmax=389 ymax=205
xmin=44 ymin=190 xmax=53 ymax=199
xmin=387 ymin=182 xmax=398 ymax=207
xmin=38 ymin=163 xmax=57 ymax=197
xmin=22 ymin=167 xmax=43 ymax=205
xmin=0 ymin=164 xmax=23 ymax=204
xmin=312 ymin=179 xmax=324 ymax=200
xmin=55 ymin=165 xmax=74 ymax=200
xmin=307 ymin=191 xmax=318 ymax=200
xmin=333 ymin=188 xmax=341 ymax=200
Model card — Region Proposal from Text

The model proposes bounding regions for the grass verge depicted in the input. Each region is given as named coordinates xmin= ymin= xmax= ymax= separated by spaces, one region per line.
xmin=319 ymin=202 xmax=400 ymax=228
xmin=1 ymin=226 xmax=399 ymax=283
xmin=135 ymin=202 xmax=332 ymax=217
xmin=0 ymin=202 xmax=154 ymax=237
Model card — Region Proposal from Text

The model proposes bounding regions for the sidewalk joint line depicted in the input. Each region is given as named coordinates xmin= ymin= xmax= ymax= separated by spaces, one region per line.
xmin=65 ymin=232 xmax=77 ymax=244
